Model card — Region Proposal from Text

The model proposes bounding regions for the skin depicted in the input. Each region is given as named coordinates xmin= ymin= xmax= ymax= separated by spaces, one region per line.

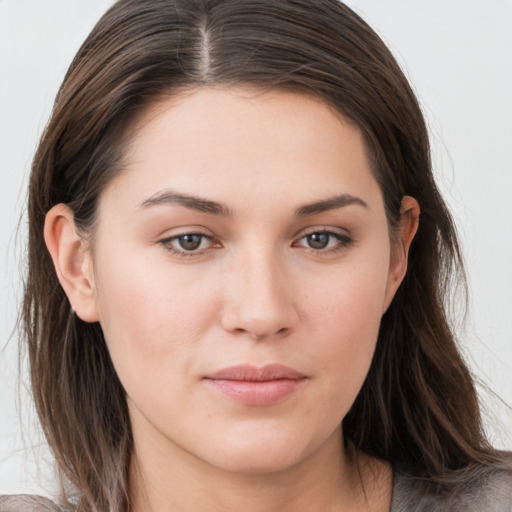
xmin=45 ymin=88 xmax=419 ymax=512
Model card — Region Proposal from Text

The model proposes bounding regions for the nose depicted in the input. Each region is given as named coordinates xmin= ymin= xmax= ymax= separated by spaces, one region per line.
xmin=220 ymin=249 xmax=299 ymax=341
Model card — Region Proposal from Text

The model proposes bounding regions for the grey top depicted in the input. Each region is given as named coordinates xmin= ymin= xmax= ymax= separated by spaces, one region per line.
xmin=390 ymin=466 xmax=512 ymax=511
xmin=1 ymin=466 xmax=511 ymax=511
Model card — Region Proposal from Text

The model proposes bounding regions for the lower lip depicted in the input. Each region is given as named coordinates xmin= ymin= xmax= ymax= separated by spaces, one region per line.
xmin=204 ymin=378 xmax=304 ymax=406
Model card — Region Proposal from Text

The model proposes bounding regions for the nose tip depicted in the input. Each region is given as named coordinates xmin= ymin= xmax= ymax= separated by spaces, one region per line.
xmin=220 ymin=258 xmax=298 ymax=341
xmin=222 ymin=304 xmax=297 ymax=341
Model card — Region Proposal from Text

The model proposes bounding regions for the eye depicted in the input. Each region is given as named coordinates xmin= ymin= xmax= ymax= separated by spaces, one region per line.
xmin=160 ymin=232 xmax=217 ymax=255
xmin=175 ymin=234 xmax=206 ymax=251
xmin=294 ymin=230 xmax=353 ymax=252
xmin=304 ymin=232 xmax=333 ymax=250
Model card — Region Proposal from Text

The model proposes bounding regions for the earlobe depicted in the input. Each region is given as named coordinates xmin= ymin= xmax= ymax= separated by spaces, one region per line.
xmin=383 ymin=195 xmax=420 ymax=311
xmin=44 ymin=204 xmax=100 ymax=322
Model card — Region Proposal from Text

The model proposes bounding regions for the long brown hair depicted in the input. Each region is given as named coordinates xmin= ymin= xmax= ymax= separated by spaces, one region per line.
xmin=23 ymin=0 xmax=508 ymax=510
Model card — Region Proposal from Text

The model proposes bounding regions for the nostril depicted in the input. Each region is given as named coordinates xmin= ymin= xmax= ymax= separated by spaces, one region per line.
xmin=220 ymin=293 xmax=299 ymax=340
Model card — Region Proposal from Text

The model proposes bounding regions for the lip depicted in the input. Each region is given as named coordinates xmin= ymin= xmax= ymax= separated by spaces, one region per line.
xmin=203 ymin=364 xmax=307 ymax=406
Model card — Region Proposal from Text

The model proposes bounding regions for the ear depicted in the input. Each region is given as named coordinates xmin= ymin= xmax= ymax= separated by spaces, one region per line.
xmin=44 ymin=204 xmax=100 ymax=322
xmin=383 ymin=195 xmax=420 ymax=311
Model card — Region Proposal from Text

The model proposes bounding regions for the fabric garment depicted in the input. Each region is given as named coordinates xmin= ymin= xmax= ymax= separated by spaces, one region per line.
xmin=390 ymin=466 xmax=512 ymax=511
xmin=1 ymin=466 xmax=511 ymax=511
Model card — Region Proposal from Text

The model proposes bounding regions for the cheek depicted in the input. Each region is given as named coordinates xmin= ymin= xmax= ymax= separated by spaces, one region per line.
xmin=305 ymin=251 xmax=390 ymax=336
xmin=92 ymin=247 xmax=220 ymax=383
xmin=302 ymin=255 xmax=390 ymax=405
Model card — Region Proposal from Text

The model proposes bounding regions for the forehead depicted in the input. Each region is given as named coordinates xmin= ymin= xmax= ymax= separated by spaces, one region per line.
xmin=102 ymin=86 xmax=382 ymax=214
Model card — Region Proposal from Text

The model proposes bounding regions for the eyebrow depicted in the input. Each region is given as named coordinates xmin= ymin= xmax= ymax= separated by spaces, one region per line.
xmin=295 ymin=194 xmax=368 ymax=216
xmin=140 ymin=189 xmax=367 ymax=217
xmin=140 ymin=190 xmax=233 ymax=217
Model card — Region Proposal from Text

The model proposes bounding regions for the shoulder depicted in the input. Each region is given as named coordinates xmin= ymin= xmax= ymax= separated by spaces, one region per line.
xmin=391 ymin=461 xmax=512 ymax=512
xmin=0 ymin=495 xmax=68 ymax=512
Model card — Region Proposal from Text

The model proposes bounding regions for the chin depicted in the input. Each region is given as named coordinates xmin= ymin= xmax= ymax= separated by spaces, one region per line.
xmin=211 ymin=447 xmax=306 ymax=475
xmin=198 ymin=425 xmax=335 ymax=476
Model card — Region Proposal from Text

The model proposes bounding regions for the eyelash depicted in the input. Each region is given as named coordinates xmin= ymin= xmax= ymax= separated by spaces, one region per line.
xmin=160 ymin=231 xmax=217 ymax=257
xmin=159 ymin=229 xmax=353 ymax=257
xmin=293 ymin=229 xmax=354 ymax=255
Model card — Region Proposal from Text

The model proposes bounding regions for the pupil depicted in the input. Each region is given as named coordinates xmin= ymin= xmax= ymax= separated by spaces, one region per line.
xmin=308 ymin=233 xmax=329 ymax=249
xmin=179 ymin=234 xmax=202 ymax=251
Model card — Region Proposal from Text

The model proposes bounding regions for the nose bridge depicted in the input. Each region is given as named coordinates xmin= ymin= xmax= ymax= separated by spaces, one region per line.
xmin=221 ymin=243 xmax=297 ymax=339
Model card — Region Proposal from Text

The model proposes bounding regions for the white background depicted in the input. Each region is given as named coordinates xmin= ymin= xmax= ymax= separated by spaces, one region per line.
xmin=1 ymin=0 xmax=511 ymax=496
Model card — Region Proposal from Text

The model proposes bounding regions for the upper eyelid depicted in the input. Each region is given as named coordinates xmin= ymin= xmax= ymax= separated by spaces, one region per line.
xmin=295 ymin=231 xmax=350 ymax=244
xmin=299 ymin=227 xmax=346 ymax=235
xmin=161 ymin=232 xmax=216 ymax=247
xmin=158 ymin=227 xmax=350 ymax=241
xmin=157 ymin=225 xmax=352 ymax=244
xmin=157 ymin=226 xmax=214 ymax=240
xmin=163 ymin=231 xmax=212 ymax=240
xmin=293 ymin=225 xmax=351 ymax=240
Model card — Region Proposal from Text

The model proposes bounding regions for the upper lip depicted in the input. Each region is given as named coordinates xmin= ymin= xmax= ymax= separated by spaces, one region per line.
xmin=204 ymin=364 xmax=306 ymax=381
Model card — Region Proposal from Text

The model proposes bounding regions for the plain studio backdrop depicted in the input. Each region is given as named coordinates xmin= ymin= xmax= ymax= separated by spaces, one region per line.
xmin=1 ymin=0 xmax=511 ymax=497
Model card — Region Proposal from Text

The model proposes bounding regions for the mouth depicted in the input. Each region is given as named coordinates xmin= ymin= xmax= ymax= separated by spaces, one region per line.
xmin=203 ymin=364 xmax=308 ymax=406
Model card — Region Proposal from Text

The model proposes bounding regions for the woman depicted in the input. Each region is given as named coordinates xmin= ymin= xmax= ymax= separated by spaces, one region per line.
xmin=2 ymin=0 xmax=511 ymax=510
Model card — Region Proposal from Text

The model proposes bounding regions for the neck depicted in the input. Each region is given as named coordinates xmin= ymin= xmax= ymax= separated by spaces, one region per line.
xmin=128 ymin=425 xmax=391 ymax=512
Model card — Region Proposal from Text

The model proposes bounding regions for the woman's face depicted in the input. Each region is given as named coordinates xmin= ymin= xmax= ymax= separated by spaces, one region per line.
xmin=85 ymin=88 xmax=405 ymax=474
